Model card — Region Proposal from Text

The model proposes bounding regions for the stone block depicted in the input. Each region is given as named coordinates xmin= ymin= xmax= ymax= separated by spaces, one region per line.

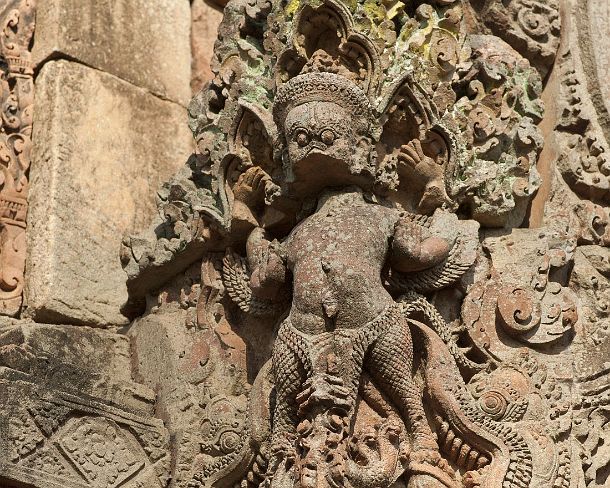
xmin=25 ymin=60 xmax=194 ymax=327
xmin=0 ymin=321 xmax=170 ymax=488
xmin=587 ymin=0 xmax=610 ymax=115
xmin=0 ymin=319 xmax=131 ymax=378
xmin=32 ymin=0 xmax=191 ymax=106
xmin=191 ymin=0 xmax=223 ymax=94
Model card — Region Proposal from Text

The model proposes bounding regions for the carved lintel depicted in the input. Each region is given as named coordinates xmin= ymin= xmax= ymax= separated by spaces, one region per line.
xmin=0 ymin=323 xmax=171 ymax=488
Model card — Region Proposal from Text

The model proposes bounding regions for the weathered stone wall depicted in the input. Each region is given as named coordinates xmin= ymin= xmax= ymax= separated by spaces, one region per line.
xmin=0 ymin=0 xmax=222 ymax=486
xmin=25 ymin=0 xmax=194 ymax=326
xmin=1 ymin=0 xmax=610 ymax=488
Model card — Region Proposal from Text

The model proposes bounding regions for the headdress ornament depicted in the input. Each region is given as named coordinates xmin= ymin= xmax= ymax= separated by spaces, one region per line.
xmin=273 ymin=72 xmax=376 ymax=135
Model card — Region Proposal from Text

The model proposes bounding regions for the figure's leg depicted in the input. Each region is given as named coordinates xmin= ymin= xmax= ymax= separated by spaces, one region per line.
xmin=269 ymin=327 xmax=309 ymax=468
xmin=366 ymin=318 xmax=455 ymax=487
xmin=366 ymin=317 xmax=436 ymax=451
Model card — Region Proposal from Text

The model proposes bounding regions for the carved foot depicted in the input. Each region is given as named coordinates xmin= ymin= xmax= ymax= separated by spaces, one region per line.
xmin=264 ymin=435 xmax=297 ymax=486
xmin=408 ymin=447 xmax=457 ymax=488
xmin=296 ymin=373 xmax=351 ymax=416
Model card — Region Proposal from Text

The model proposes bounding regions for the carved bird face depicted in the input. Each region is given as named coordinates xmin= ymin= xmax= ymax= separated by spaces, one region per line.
xmin=285 ymin=101 xmax=355 ymax=165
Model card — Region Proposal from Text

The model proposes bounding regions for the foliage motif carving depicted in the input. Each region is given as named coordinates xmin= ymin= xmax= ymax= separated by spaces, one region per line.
xmin=466 ymin=0 xmax=560 ymax=79
xmin=0 ymin=0 xmax=34 ymax=316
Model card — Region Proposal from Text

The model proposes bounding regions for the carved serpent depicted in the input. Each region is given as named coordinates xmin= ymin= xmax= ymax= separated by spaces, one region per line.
xmin=399 ymin=291 xmax=486 ymax=372
xmin=412 ymin=321 xmax=533 ymax=488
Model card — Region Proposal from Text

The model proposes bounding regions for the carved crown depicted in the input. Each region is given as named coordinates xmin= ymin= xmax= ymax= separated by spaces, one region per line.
xmin=272 ymin=71 xmax=377 ymax=136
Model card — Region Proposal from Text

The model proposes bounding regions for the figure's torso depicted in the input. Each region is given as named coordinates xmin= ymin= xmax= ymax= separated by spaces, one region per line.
xmin=285 ymin=190 xmax=398 ymax=335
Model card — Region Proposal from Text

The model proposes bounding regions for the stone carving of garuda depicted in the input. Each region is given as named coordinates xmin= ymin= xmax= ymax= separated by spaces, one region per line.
xmin=216 ymin=20 xmax=530 ymax=488
xmin=123 ymin=0 xmax=571 ymax=487
xmin=257 ymin=67 xmax=473 ymax=488
xmin=220 ymin=57 xmax=507 ymax=485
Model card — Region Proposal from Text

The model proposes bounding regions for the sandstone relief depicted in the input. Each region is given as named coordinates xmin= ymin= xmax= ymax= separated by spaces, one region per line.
xmin=121 ymin=0 xmax=581 ymax=486
xmin=0 ymin=0 xmax=609 ymax=487
xmin=0 ymin=322 xmax=171 ymax=488
xmin=0 ymin=0 xmax=34 ymax=316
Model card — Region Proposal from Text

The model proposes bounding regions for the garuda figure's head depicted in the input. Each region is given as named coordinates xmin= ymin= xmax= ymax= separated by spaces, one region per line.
xmin=273 ymin=72 xmax=383 ymax=195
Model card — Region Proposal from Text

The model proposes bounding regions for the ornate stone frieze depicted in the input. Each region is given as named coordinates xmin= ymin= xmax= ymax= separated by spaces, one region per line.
xmin=115 ymin=0 xmax=610 ymax=487
xmin=463 ymin=229 xmax=577 ymax=353
xmin=0 ymin=0 xmax=34 ymax=317
xmin=122 ymin=0 xmax=547 ymax=296
xmin=118 ymin=0 xmax=571 ymax=487
xmin=464 ymin=0 xmax=560 ymax=79
xmin=0 ymin=322 xmax=171 ymax=488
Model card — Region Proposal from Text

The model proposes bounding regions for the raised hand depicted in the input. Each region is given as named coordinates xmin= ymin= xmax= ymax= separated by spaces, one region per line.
xmin=233 ymin=166 xmax=271 ymax=207
xmin=397 ymin=139 xmax=450 ymax=213
xmin=296 ymin=373 xmax=352 ymax=416
xmin=231 ymin=166 xmax=272 ymax=228
xmin=247 ymin=227 xmax=287 ymax=300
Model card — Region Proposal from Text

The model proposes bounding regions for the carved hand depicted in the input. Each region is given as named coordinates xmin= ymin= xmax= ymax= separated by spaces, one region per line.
xmin=233 ymin=166 xmax=270 ymax=206
xmin=247 ymin=227 xmax=287 ymax=300
xmin=231 ymin=166 xmax=271 ymax=228
xmin=296 ymin=374 xmax=351 ymax=416
xmin=397 ymin=139 xmax=450 ymax=213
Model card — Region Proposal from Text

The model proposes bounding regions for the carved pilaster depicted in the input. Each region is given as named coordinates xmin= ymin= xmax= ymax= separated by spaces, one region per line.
xmin=0 ymin=0 xmax=35 ymax=316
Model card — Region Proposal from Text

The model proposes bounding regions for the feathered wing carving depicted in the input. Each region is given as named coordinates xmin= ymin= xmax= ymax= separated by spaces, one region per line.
xmin=222 ymin=250 xmax=289 ymax=316
xmin=387 ymin=216 xmax=480 ymax=294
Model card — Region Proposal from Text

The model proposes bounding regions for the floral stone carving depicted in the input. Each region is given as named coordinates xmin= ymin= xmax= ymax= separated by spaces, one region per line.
xmin=119 ymin=0 xmax=603 ymax=487
xmin=0 ymin=323 xmax=171 ymax=488
xmin=0 ymin=0 xmax=34 ymax=316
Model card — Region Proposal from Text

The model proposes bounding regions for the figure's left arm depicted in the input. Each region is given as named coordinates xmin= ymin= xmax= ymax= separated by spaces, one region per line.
xmin=246 ymin=227 xmax=287 ymax=300
xmin=390 ymin=215 xmax=452 ymax=273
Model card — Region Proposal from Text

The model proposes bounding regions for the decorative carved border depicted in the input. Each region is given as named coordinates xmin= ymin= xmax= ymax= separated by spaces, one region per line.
xmin=576 ymin=0 xmax=610 ymax=144
xmin=0 ymin=0 xmax=35 ymax=316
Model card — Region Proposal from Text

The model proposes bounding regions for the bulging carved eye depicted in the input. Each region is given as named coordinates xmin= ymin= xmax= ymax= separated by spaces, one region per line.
xmin=321 ymin=129 xmax=335 ymax=145
xmin=295 ymin=130 xmax=310 ymax=147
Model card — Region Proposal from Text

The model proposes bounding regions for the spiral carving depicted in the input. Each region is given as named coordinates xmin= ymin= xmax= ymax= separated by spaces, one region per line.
xmin=496 ymin=287 xmax=541 ymax=337
xmin=479 ymin=390 xmax=508 ymax=421
xmin=517 ymin=6 xmax=552 ymax=39
xmin=219 ymin=430 xmax=242 ymax=454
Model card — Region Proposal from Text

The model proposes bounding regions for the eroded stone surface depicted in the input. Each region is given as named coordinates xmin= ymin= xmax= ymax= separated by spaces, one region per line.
xmin=0 ymin=0 xmax=36 ymax=317
xmin=1 ymin=0 xmax=608 ymax=487
xmin=32 ymin=0 xmax=191 ymax=106
xmin=25 ymin=59 xmax=193 ymax=327
xmin=120 ymin=0 xmax=574 ymax=486
xmin=0 ymin=320 xmax=171 ymax=488
xmin=129 ymin=263 xmax=254 ymax=487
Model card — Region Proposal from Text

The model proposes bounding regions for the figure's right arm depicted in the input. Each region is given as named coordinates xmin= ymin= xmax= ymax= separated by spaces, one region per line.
xmin=246 ymin=227 xmax=287 ymax=300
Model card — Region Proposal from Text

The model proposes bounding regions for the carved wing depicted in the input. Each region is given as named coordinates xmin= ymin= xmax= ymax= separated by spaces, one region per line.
xmin=222 ymin=250 xmax=289 ymax=317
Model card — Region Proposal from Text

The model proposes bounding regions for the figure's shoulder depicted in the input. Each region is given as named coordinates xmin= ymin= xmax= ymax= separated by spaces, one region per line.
xmin=364 ymin=202 xmax=401 ymax=235
xmin=283 ymin=213 xmax=311 ymax=245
